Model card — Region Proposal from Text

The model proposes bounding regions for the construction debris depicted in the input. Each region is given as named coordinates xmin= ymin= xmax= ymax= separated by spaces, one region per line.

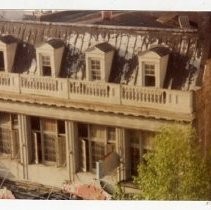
xmin=0 ymin=178 xmax=81 ymax=200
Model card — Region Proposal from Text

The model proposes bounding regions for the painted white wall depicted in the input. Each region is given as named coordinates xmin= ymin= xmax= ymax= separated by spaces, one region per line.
xmin=0 ymin=41 xmax=17 ymax=73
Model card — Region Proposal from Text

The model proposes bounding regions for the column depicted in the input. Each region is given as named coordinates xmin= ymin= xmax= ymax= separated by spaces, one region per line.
xmin=65 ymin=121 xmax=78 ymax=182
xmin=116 ymin=128 xmax=130 ymax=182
xmin=18 ymin=114 xmax=31 ymax=180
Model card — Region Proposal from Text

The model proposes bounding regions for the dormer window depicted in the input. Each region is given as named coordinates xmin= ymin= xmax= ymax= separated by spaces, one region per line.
xmin=90 ymin=59 xmax=101 ymax=80
xmin=144 ymin=63 xmax=155 ymax=86
xmin=85 ymin=42 xmax=114 ymax=82
xmin=138 ymin=46 xmax=169 ymax=88
xmin=36 ymin=39 xmax=64 ymax=77
xmin=41 ymin=55 xmax=51 ymax=76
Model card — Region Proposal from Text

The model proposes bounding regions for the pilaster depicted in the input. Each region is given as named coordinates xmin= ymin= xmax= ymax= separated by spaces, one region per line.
xmin=65 ymin=121 xmax=78 ymax=182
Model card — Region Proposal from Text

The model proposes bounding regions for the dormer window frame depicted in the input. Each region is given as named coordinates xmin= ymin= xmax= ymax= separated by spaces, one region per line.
xmin=36 ymin=39 xmax=65 ymax=78
xmin=138 ymin=47 xmax=169 ymax=88
xmin=90 ymin=58 xmax=102 ymax=81
xmin=143 ymin=62 xmax=156 ymax=87
xmin=85 ymin=42 xmax=114 ymax=82
xmin=40 ymin=54 xmax=52 ymax=77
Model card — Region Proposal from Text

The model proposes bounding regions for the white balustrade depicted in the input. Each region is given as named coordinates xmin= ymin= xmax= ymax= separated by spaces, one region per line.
xmin=20 ymin=75 xmax=68 ymax=98
xmin=0 ymin=72 xmax=20 ymax=93
xmin=68 ymin=79 xmax=120 ymax=104
xmin=0 ymin=72 xmax=193 ymax=114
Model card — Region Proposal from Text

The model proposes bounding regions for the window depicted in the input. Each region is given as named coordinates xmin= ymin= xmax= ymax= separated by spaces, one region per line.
xmin=129 ymin=130 xmax=141 ymax=176
xmin=0 ymin=113 xmax=19 ymax=159
xmin=41 ymin=55 xmax=52 ymax=76
xmin=90 ymin=59 xmax=101 ymax=80
xmin=30 ymin=117 xmax=66 ymax=167
xmin=78 ymin=125 xmax=117 ymax=172
xmin=144 ymin=63 xmax=155 ymax=86
xmin=0 ymin=51 xmax=4 ymax=71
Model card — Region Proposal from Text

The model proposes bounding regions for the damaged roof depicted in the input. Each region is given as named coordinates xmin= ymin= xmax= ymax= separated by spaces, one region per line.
xmin=0 ymin=13 xmax=207 ymax=90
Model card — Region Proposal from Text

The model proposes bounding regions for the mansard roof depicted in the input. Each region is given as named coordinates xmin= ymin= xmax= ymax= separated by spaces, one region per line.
xmin=0 ymin=18 xmax=205 ymax=91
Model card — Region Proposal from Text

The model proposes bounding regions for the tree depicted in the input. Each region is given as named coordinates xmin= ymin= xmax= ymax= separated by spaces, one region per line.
xmin=134 ymin=125 xmax=211 ymax=200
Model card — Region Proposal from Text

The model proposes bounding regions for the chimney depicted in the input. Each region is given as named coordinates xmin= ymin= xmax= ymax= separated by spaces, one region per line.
xmin=101 ymin=11 xmax=112 ymax=20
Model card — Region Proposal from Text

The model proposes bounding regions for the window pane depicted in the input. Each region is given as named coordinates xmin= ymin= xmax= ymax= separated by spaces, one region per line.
xmin=0 ymin=128 xmax=11 ymax=154
xmin=90 ymin=125 xmax=105 ymax=140
xmin=91 ymin=142 xmax=105 ymax=169
xmin=130 ymin=147 xmax=140 ymax=176
xmin=43 ymin=134 xmax=56 ymax=162
xmin=42 ymin=119 xmax=56 ymax=132
xmin=145 ymin=76 xmax=155 ymax=86
xmin=107 ymin=127 xmax=116 ymax=141
xmin=144 ymin=64 xmax=155 ymax=75
xmin=90 ymin=59 xmax=101 ymax=80
xmin=42 ymin=55 xmax=51 ymax=66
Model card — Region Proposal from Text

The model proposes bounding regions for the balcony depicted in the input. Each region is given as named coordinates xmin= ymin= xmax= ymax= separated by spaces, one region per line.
xmin=0 ymin=72 xmax=193 ymax=115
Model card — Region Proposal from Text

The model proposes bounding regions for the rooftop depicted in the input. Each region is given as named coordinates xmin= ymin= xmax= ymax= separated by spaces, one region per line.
xmin=0 ymin=11 xmax=210 ymax=91
xmin=34 ymin=11 xmax=200 ymax=30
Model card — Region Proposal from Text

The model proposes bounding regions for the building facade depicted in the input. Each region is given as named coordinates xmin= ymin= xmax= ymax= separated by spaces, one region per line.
xmin=0 ymin=12 xmax=210 ymax=191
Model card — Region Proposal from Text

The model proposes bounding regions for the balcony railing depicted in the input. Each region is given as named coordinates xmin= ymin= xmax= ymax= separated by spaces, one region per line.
xmin=0 ymin=72 xmax=193 ymax=114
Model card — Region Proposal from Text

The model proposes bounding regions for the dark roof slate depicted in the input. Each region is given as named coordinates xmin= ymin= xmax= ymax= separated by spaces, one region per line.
xmin=138 ymin=46 xmax=170 ymax=57
xmin=151 ymin=47 xmax=170 ymax=57
xmin=47 ymin=39 xmax=64 ymax=49
xmin=0 ymin=35 xmax=17 ymax=44
xmin=95 ymin=42 xmax=114 ymax=53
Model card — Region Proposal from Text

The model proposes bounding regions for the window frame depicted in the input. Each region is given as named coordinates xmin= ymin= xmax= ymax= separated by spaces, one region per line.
xmin=90 ymin=58 xmax=101 ymax=81
xmin=40 ymin=54 xmax=52 ymax=76
xmin=143 ymin=62 xmax=156 ymax=87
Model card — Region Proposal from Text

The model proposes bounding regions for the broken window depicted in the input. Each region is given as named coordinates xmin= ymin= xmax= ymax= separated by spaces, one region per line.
xmin=144 ymin=63 xmax=155 ymax=86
